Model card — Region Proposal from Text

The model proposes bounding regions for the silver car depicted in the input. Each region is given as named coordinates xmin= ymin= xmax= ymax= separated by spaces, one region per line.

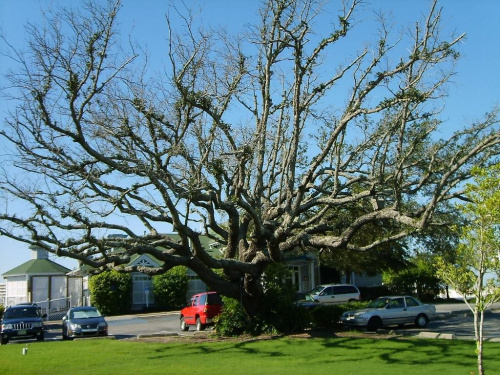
xmin=62 ymin=306 xmax=108 ymax=339
xmin=341 ymin=296 xmax=437 ymax=331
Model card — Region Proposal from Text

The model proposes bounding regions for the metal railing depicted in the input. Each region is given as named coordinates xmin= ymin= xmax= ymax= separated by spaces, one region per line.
xmin=34 ymin=297 xmax=71 ymax=321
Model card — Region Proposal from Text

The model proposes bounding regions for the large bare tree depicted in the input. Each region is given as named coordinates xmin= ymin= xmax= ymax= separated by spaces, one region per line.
xmin=1 ymin=0 xmax=499 ymax=315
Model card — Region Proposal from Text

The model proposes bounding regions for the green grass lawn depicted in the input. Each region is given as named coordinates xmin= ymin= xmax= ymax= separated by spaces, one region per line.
xmin=1 ymin=336 xmax=499 ymax=375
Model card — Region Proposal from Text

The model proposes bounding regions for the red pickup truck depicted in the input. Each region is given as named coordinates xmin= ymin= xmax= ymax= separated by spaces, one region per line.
xmin=180 ymin=292 xmax=223 ymax=331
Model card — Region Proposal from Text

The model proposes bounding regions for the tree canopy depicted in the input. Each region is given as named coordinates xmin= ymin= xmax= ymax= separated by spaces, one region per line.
xmin=1 ymin=0 xmax=499 ymax=315
xmin=436 ymin=164 xmax=500 ymax=375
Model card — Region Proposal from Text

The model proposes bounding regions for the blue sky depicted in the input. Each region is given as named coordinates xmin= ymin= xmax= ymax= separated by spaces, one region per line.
xmin=0 ymin=0 xmax=499 ymax=282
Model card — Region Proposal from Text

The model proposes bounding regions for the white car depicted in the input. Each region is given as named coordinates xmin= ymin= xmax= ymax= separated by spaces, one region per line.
xmin=309 ymin=284 xmax=360 ymax=304
xmin=341 ymin=296 xmax=437 ymax=331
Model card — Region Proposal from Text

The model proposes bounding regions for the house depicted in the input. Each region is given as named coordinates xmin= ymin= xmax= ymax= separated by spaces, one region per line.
xmin=2 ymin=246 xmax=83 ymax=313
xmin=70 ymin=234 xmax=322 ymax=311
xmin=127 ymin=250 xmax=320 ymax=310
xmin=0 ymin=283 xmax=5 ymax=305
xmin=3 ymin=236 xmax=375 ymax=313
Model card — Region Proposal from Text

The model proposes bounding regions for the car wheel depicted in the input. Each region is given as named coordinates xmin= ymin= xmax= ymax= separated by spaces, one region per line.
xmin=0 ymin=337 xmax=8 ymax=345
xmin=415 ymin=314 xmax=429 ymax=328
xmin=367 ymin=317 xmax=382 ymax=332
xmin=180 ymin=317 xmax=189 ymax=331
xmin=37 ymin=333 xmax=44 ymax=342
xmin=196 ymin=317 xmax=205 ymax=331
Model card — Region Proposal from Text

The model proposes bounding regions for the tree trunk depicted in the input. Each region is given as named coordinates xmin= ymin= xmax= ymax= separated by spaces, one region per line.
xmin=474 ymin=307 xmax=485 ymax=375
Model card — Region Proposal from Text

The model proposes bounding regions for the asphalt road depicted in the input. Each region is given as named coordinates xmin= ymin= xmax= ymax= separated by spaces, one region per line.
xmin=20 ymin=302 xmax=500 ymax=342
xmin=411 ymin=303 xmax=500 ymax=340
xmin=43 ymin=311 xmax=203 ymax=341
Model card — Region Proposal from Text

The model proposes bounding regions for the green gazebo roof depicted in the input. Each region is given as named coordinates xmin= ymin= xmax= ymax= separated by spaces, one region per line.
xmin=2 ymin=259 xmax=71 ymax=277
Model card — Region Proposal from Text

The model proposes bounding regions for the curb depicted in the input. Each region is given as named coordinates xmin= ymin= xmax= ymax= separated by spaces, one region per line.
xmin=136 ymin=332 xmax=180 ymax=339
xmin=418 ymin=332 xmax=455 ymax=340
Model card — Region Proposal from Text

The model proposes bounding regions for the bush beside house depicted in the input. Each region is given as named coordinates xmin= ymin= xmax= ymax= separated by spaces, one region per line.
xmin=89 ymin=270 xmax=132 ymax=315
xmin=383 ymin=256 xmax=442 ymax=302
xmin=152 ymin=266 xmax=189 ymax=310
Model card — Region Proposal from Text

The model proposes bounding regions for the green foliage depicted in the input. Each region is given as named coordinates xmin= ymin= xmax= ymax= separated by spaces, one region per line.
xmin=0 ymin=304 xmax=4 ymax=320
xmin=383 ymin=253 xmax=442 ymax=301
xmin=215 ymin=297 xmax=369 ymax=336
xmin=436 ymin=164 xmax=500 ymax=305
xmin=216 ymin=263 xmax=306 ymax=336
xmin=259 ymin=263 xmax=300 ymax=332
xmin=89 ymin=270 xmax=132 ymax=315
xmin=215 ymin=297 xmax=254 ymax=337
xmin=358 ymin=285 xmax=391 ymax=301
xmin=436 ymin=165 xmax=500 ymax=375
xmin=152 ymin=266 xmax=189 ymax=310
xmin=310 ymin=301 xmax=368 ymax=329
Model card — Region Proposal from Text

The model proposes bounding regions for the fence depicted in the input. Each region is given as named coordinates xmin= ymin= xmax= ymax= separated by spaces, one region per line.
xmin=34 ymin=297 xmax=72 ymax=321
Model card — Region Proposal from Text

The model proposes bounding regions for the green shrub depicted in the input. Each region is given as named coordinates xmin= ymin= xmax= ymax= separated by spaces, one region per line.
xmin=214 ymin=297 xmax=251 ymax=336
xmin=259 ymin=263 xmax=300 ymax=333
xmin=215 ymin=264 xmax=312 ymax=336
xmin=310 ymin=301 xmax=369 ymax=330
xmin=0 ymin=304 xmax=4 ymax=320
xmin=383 ymin=254 xmax=442 ymax=301
xmin=358 ymin=285 xmax=390 ymax=301
xmin=89 ymin=270 xmax=132 ymax=315
xmin=152 ymin=266 xmax=189 ymax=310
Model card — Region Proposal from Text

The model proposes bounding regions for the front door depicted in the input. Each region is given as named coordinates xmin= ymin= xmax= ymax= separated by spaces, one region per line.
xmin=132 ymin=274 xmax=154 ymax=307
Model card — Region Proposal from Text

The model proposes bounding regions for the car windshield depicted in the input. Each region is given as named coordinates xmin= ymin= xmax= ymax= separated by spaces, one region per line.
xmin=367 ymin=298 xmax=392 ymax=309
xmin=297 ymin=292 xmax=314 ymax=302
xmin=4 ymin=308 xmax=40 ymax=319
xmin=71 ymin=309 xmax=102 ymax=319
xmin=309 ymin=285 xmax=325 ymax=295
xmin=303 ymin=294 xmax=314 ymax=302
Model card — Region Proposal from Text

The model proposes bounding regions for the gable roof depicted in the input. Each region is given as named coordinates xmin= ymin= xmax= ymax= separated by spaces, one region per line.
xmin=2 ymin=259 xmax=71 ymax=278
xmin=69 ymin=234 xmax=225 ymax=276
xmin=129 ymin=253 xmax=162 ymax=268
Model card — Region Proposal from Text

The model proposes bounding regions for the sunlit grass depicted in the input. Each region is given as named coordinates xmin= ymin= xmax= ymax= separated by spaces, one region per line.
xmin=1 ymin=336 xmax=498 ymax=375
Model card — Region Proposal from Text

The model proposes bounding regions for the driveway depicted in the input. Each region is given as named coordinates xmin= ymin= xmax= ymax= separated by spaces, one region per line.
xmin=384 ymin=302 xmax=500 ymax=341
xmin=39 ymin=301 xmax=500 ymax=342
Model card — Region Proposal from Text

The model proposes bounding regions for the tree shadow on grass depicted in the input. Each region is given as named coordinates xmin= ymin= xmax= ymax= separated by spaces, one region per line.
xmin=147 ymin=335 xmax=288 ymax=360
xmin=320 ymin=336 xmax=484 ymax=369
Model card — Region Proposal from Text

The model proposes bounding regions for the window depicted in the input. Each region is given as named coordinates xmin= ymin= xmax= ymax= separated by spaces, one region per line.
xmin=321 ymin=287 xmax=333 ymax=296
xmin=333 ymin=285 xmax=358 ymax=294
xmin=388 ymin=298 xmax=405 ymax=309
xmin=207 ymin=293 xmax=223 ymax=305
xmin=406 ymin=297 xmax=420 ymax=307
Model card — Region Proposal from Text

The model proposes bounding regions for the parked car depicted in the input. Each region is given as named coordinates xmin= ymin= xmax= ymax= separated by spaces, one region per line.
xmin=341 ymin=295 xmax=437 ymax=331
xmin=295 ymin=292 xmax=320 ymax=309
xmin=309 ymin=284 xmax=360 ymax=304
xmin=62 ymin=306 xmax=108 ymax=339
xmin=1 ymin=303 xmax=46 ymax=345
xmin=180 ymin=291 xmax=223 ymax=331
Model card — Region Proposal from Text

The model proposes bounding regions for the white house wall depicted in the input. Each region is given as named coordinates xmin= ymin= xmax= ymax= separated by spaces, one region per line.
xmin=32 ymin=277 xmax=49 ymax=303
xmin=68 ymin=277 xmax=84 ymax=307
xmin=5 ymin=276 xmax=28 ymax=306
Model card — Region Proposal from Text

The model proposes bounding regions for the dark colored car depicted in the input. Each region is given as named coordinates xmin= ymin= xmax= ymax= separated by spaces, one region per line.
xmin=180 ymin=292 xmax=223 ymax=331
xmin=1 ymin=303 xmax=46 ymax=345
xmin=62 ymin=306 xmax=108 ymax=339
xmin=295 ymin=292 xmax=319 ymax=309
